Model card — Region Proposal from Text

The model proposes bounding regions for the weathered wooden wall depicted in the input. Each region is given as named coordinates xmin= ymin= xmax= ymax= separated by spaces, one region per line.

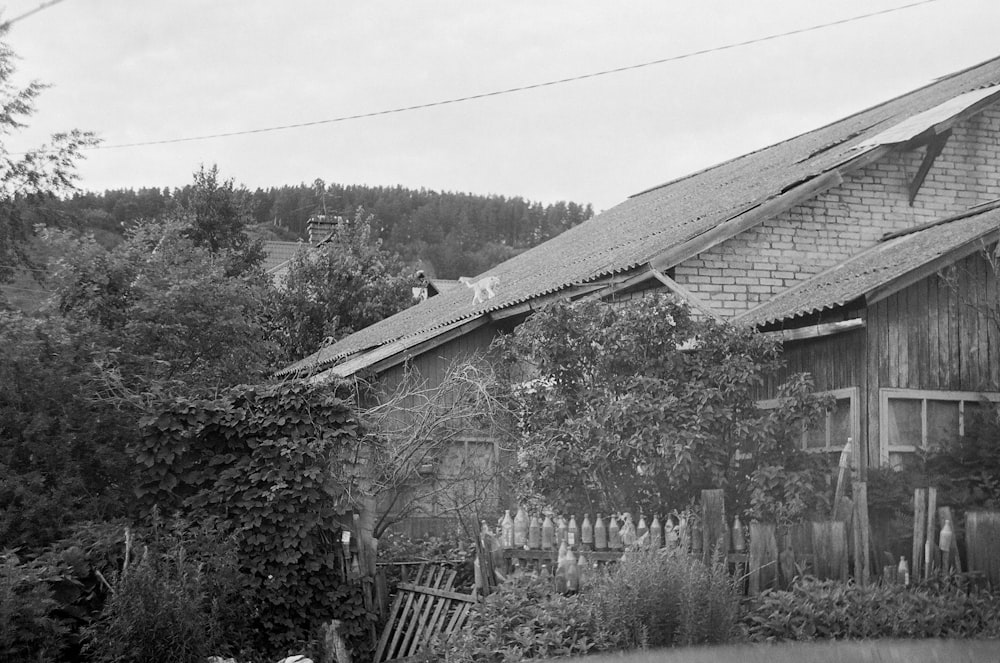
xmin=865 ymin=250 xmax=1000 ymax=466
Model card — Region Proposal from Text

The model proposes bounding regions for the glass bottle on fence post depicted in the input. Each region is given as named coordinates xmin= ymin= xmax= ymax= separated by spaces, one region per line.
xmin=650 ymin=515 xmax=663 ymax=549
xmin=541 ymin=513 xmax=555 ymax=550
xmin=594 ymin=514 xmax=607 ymax=550
xmin=528 ymin=514 xmax=541 ymax=550
xmin=501 ymin=510 xmax=515 ymax=549
xmin=567 ymin=515 xmax=579 ymax=548
xmin=582 ymin=514 xmax=593 ymax=551
xmin=514 ymin=507 xmax=529 ymax=548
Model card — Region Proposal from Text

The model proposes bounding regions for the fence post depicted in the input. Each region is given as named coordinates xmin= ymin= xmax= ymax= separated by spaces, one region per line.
xmin=912 ymin=488 xmax=927 ymax=580
xmin=700 ymin=489 xmax=727 ymax=565
xmin=748 ymin=521 xmax=777 ymax=594
xmin=852 ymin=480 xmax=871 ymax=585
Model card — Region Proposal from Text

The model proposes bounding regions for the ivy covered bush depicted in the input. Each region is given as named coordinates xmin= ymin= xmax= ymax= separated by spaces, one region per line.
xmin=132 ymin=380 xmax=375 ymax=661
xmin=743 ymin=577 xmax=1000 ymax=641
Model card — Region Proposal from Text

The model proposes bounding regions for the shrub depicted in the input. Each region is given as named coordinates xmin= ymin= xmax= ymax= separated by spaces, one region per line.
xmin=743 ymin=577 xmax=1000 ymax=641
xmin=589 ymin=547 xmax=741 ymax=648
xmin=0 ymin=552 xmax=67 ymax=663
xmin=425 ymin=574 xmax=607 ymax=663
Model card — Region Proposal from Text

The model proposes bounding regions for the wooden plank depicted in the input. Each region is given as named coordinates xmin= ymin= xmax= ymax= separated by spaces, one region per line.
xmin=759 ymin=319 xmax=865 ymax=343
xmin=912 ymin=489 xmax=927 ymax=581
xmin=811 ymin=521 xmax=848 ymax=581
xmin=416 ymin=569 xmax=457 ymax=652
xmin=748 ymin=521 xmax=778 ymax=594
xmin=869 ymin=301 xmax=886 ymax=468
xmin=394 ymin=581 xmax=476 ymax=604
xmin=966 ymin=511 xmax=1000 ymax=587
xmin=649 ymin=169 xmax=846 ymax=272
xmin=987 ymin=255 xmax=1000 ymax=389
xmin=701 ymin=489 xmax=728 ymax=563
xmin=924 ymin=488 xmax=937 ymax=579
xmin=374 ymin=589 xmax=407 ymax=663
xmin=648 ymin=267 xmax=725 ymax=322
xmin=947 ymin=268 xmax=961 ymax=390
xmin=399 ymin=567 xmax=446 ymax=658
xmin=385 ymin=565 xmax=426 ymax=661
xmin=907 ymin=130 xmax=951 ymax=204
xmin=853 ymin=481 xmax=871 ymax=585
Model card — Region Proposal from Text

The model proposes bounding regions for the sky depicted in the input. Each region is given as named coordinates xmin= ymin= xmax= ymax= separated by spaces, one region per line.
xmin=5 ymin=0 xmax=1000 ymax=212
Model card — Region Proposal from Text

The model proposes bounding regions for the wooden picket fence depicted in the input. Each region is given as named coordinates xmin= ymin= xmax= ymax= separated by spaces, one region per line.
xmin=489 ymin=488 xmax=1000 ymax=595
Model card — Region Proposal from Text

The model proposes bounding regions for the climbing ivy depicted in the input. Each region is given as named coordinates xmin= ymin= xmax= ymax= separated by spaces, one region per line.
xmin=133 ymin=380 xmax=374 ymax=659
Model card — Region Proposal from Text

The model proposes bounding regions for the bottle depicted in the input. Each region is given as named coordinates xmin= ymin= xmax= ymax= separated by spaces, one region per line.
xmin=594 ymin=514 xmax=608 ymax=550
xmin=513 ymin=507 xmax=529 ymax=548
xmin=621 ymin=513 xmax=636 ymax=548
xmin=637 ymin=514 xmax=649 ymax=541
xmin=650 ymin=515 xmax=663 ymax=549
xmin=609 ymin=515 xmax=622 ymax=550
xmin=557 ymin=516 xmax=568 ymax=547
xmin=582 ymin=514 xmax=594 ymax=551
xmin=567 ymin=515 xmax=579 ymax=547
xmin=554 ymin=542 xmax=569 ymax=594
xmin=500 ymin=510 xmax=514 ymax=549
xmin=898 ymin=556 xmax=910 ymax=586
xmin=940 ymin=519 xmax=954 ymax=552
xmin=541 ymin=514 xmax=555 ymax=550
xmin=565 ymin=548 xmax=580 ymax=594
xmin=732 ymin=515 xmax=745 ymax=552
xmin=528 ymin=514 xmax=541 ymax=550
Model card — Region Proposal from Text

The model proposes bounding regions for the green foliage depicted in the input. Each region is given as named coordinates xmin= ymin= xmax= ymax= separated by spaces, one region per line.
xmin=498 ymin=293 xmax=831 ymax=521
xmin=743 ymin=577 xmax=1000 ymax=641
xmin=0 ymin=552 xmax=67 ymax=663
xmin=924 ymin=402 xmax=1000 ymax=508
xmin=134 ymin=380 xmax=374 ymax=659
xmin=45 ymin=215 xmax=276 ymax=403
xmin=0 ymin=312 xmax=134 ymax=550
xmin=271 ymin=207 xmax=415 ymax=360
xmin=426 ymin=574 xmax=608 ymax=663
xmin=589 ymin=547 xmax=741 ymax=649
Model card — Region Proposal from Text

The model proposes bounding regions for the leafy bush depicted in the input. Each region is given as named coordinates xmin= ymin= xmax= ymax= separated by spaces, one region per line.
xmin=0 ymin=552 xmax=67 ymax=662
xmin=378 ymin=531 xmax=476 ymax=592
xmin=743 ymin=577 xmax=1000 ymax=641
xmin=424 ymin=574 xmax=608 ymax=663
xmin=135 ymin=380 xmax=375 ymax=661
xmin=589 ymin=547 xmax=741 ymax=649
xmin=83 ymin=546 xmax=220 ymax=663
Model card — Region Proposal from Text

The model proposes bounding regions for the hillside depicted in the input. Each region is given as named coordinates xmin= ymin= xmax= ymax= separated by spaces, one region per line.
xmin=55 ymin=182 xmax=594 ymax=278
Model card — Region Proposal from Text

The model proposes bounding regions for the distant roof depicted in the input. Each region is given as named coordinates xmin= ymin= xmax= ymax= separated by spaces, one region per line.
xmin=279 ymin=55 xmax=1000 ymax=378
xmin=736 ymin=203 xmax=1000 ymax=327
xmin=262 ymin=240 xmax=306 ymax=274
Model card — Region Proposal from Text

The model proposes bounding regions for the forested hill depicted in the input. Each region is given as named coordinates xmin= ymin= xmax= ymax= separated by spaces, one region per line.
xmin=59 ymin=182 xmax=594 ymax=278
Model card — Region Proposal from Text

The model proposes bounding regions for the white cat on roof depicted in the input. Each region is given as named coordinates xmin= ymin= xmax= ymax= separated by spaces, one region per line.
xmin=459 ymin=275 xmax=499 ymax=304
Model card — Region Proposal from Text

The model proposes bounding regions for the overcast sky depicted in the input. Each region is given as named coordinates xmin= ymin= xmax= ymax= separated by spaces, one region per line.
xmin=6 ymin=0 xmax=1000 ymax=211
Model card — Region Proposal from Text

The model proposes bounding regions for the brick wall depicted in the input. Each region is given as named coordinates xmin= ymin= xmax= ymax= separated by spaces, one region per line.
xmin=675 ymin=106 xmax=1000 ymax=316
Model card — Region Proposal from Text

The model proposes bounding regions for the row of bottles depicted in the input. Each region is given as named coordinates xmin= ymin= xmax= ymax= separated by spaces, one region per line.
xmin=495 ymin=507 xmax=731 ymax=551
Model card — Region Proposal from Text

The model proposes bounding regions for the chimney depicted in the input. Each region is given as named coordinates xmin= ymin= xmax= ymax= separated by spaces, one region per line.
xmin=307 ymin=214 xmax=338 ymax=244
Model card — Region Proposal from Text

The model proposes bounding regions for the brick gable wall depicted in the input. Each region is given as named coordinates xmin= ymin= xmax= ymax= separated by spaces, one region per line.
xmin=675 ymin=105 xmax=1000 ymax=316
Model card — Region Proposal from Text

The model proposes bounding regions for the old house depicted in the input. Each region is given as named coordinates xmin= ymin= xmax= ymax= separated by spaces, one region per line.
xmin=279 ymin=56 xmax=1000 ymax=511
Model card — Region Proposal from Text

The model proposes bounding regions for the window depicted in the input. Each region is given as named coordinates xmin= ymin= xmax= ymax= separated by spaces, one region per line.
xmin=880 ymin=388 xmax=1000 ymax=459
xmin=758 ymin=387 xmax=859 ymax=454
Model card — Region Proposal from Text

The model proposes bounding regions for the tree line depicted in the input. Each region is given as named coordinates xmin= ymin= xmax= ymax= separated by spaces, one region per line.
xmin=50 ymin=179 xmax=593 ymax=278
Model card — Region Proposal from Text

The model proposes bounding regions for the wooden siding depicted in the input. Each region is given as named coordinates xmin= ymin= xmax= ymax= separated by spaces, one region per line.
xmin=866 ymin=249 xmax=999 ymax=466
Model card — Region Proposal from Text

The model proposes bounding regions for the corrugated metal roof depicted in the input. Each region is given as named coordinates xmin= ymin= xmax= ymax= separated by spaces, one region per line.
xmin=279 ymin=55 xmax=1000 ymax=377
xmin=737 ymin=207 xmax=1000 ymax=327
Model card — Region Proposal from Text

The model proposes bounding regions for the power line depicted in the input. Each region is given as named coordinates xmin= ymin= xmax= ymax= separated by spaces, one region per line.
xmin=1 ymin=0 xmax=68 ymax=28
xmin=87 ymin=0 xmax=940 ymax=151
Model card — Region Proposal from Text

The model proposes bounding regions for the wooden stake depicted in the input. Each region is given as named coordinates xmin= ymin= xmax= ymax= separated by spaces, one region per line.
xmin=924 ymin=487 xmax=937 ymax=579
xmin=912 ymin=488 xmax=927 ymax=580
xmin=852 ymin=481 xmax=871 ymax=585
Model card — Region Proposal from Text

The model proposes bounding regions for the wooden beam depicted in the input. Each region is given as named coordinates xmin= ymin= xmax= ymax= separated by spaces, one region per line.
xmin=866 ymin=231 xmax=1000 ymax=306
xmin=648 ymin=267 xmax=725 ymax=322
xmin=908 ymin=130 xmax=951 ymax=205
xmin=649 ymin=169 xmax=845 ymax=272
xmin=488 ymin=283 xmax=606 ymax=320
xmin=759 ymin=318 xmax=865 ymax=342
xmin=578 ymin=268 xmax=656 ymax=302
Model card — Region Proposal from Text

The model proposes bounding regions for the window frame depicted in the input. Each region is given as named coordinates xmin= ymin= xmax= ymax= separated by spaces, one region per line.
xmin=879 ymin=388 xmax=1000 ymax=462
xmin=757 ymin=386 xmax=860 ymax=454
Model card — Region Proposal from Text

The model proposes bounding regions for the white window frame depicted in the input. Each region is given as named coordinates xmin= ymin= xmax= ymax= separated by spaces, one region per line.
xmin=879 ymin=388 xmax=1000 ymax=462
xmin=757 ymin=387 xmax=860 ymax=454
